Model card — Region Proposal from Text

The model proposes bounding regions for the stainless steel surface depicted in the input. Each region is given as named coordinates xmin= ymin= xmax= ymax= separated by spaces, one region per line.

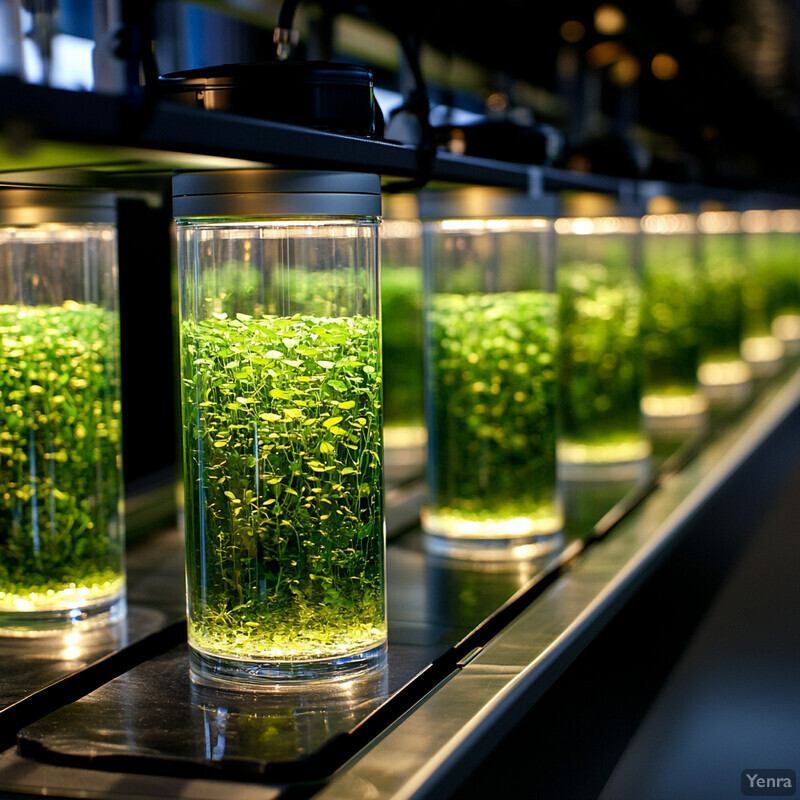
xmin=312 ymin=369 xmax=800 ymax=800
xmin=0 ymin=746 xmax=282 ymax=800
xmin=0 ymin=525 xmax=185 ymax=726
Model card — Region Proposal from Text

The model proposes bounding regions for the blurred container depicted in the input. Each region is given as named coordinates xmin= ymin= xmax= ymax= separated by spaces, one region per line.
xmin=742 ymin=208 xmax=800 ymax=359
xmin=696 ymin=211 xmax=754 ymax=406
xmin=555 ymin=214 xmax=650 ymax=483
xmin=640 ymin=212 xmax=707 ymax=445
xmin=419 ymin=188 xmax=562 ymax=562
xmin=380 ymin=194 xmax=426 ymax=483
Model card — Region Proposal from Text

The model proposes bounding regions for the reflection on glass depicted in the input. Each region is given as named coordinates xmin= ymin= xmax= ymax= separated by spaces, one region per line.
xmin=16 ymin=617 xmax=127 ymax=664
xmin=420 ymin=190 xmax=562 ymax=561
xmin=639 ymin=213 xmax=707 ymax=453
xmin=191 ymin=666 xmax=388 ymax=764
xmin=555 ymin=216 xmax=650 ymax=484
xmin=696 ymin=212 xmax=753 ymax=407
xmin=561 ymin=471 xmax=641 ymax=541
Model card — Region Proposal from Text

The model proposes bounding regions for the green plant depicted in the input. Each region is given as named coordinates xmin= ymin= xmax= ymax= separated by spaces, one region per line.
xmin=746 ymin=233 xmax=800 ymax=327
xmin=0 ymin=302 xmax=124 ymax=613
xmin=424 ymin=290 xmax=559 ymax=532
xmin=181 ymin=311 xmax=386 ymax=662
xmin=558 ymin=262 xmax=644 ymax=450
xmin=641 ymin=237 xmax=702 ymax=395
xmin=381 ymin=265 xmax=424 ymax=429
xmin=696 ymin=237 xmax=745 ymax=363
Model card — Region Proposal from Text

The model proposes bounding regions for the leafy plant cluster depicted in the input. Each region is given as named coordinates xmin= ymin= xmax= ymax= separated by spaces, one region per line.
xmin=744 ymin=233 xmax=800 ymax=332
xmin=641 ymin=239 xmax=703 ymax=394
xmin=381 ymin=265 xmax=424 ymax=429
xmin=696 ymin=239 xmax=746 ymax=363
xmin=425 ymin=290 xmax=559 ymax=527
xmin=558 ymin=262 xmax=644 ymax=447
xmin=181 ymin=311 xmax=386 ymax=661
xmin=0 ymin=302 xmax=124 ymax=611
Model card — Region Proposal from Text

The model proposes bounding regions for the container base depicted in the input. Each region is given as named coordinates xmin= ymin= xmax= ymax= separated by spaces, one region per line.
xmin=741 ymin=335 xmax=785 ymax=378
xmin=698 ymin=359 xmax=753 ymax=406
xmin=557 ymin=439 xmax=652 ymax=483
xmin=422 ymin=530 xmax=564 ymax=563
xmin=772 ymin=314 xmax=800 ymax=355
xmin=189 ymin=640 xmax=388 ymax=687
xmin=641 ymin=392 xmax=708 ymax=439
xmin=421 ymin=505 xmax=563 ymax=562
xmin=0 ymin=592 xmax=126 ymax=638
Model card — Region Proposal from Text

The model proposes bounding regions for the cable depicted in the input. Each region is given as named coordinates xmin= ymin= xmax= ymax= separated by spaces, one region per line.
xmin=272 ymin=0 xmax=435 ymax=189
xmin=274 ymin=0 xmax=301 ymax=60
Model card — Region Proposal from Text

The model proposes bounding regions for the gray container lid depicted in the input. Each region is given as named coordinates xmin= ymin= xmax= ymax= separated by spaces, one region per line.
xmin=418 ymin=187 xmax=558 ymax=221
xmin=172 ymin=169 xmax=382 ymax=218
xmin=0 ymin=188 xmax=117 ymax=225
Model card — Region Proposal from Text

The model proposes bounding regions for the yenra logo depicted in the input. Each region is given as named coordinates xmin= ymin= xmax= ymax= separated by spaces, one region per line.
xmin=742 ymin=770 xmax=796 ymax=796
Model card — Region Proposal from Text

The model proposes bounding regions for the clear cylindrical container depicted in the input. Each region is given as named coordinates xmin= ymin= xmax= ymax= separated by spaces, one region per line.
xmin=695 ymin=211 xmax=753 ymax=405
xmin=555 ymin=215 xmax=650 ymax=481
xmin=738 ymin=210 xmax=787 ymax=379
xmin=380 ymin=194 xmax=426 ymax=468
xmin=742 ymin=209 xmax=800 ymax=358
xmin=174 ymin=170 xmax=386 ymax=684
xmin=419 ymin=188 xmax=562 ymax=561
xmin=0 ymin=189 xmax=125 ymax=634
xmin=639 ymin=213 xmax=707 ymax=441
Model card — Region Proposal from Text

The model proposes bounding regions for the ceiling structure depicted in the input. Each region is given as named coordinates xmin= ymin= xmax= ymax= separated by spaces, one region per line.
xmin=341 ymin=0 xmax=800 ymax=192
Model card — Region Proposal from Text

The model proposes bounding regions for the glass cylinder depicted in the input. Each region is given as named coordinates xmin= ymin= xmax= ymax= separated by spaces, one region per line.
xmin=695 ymin=212 xmax=753 ymax=406
xmin=742 ymin=209 xmax=800 ymax=359
xmin=419 ymin=188 xmax=561 ymax=561
xmin=380 ymin=194 xmax=426 ymax=479
xmin=0 ymin=189 xmax=125 ymax=633
xmin=555 ymin=215 xmax=650 ymax=481
xmin=174 ymin=170 xmax=386 ymax=683
xmin=639 ymin=212 xmax=707 ymax=442
xmin=738 ymin=210 xmax=786 ymax=379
